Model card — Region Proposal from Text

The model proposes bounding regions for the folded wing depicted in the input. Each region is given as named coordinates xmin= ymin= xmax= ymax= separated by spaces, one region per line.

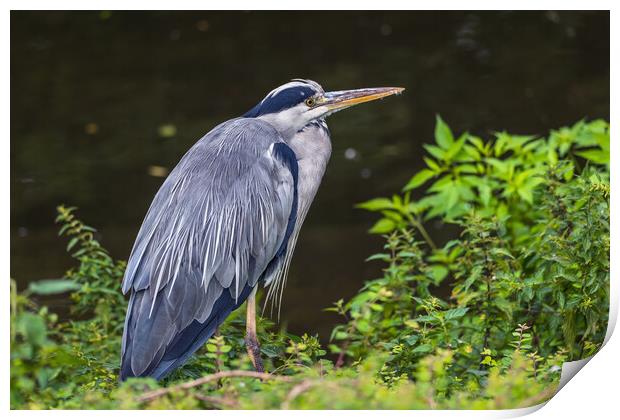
xmin=120 ymin=119 xmax=298 ymax=379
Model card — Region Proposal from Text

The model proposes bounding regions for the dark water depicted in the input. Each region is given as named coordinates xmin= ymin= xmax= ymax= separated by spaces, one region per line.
xmin=11 ymin=11 xmax=609 ymax=340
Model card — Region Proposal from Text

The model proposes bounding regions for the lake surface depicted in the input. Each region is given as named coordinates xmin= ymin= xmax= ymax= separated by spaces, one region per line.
xmin=11 ymin=11 xmax=609 ymax=340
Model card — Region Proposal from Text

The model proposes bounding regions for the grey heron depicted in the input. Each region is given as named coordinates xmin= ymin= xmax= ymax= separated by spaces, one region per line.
xmin=119 ymin=79 xmax=404 ymax=380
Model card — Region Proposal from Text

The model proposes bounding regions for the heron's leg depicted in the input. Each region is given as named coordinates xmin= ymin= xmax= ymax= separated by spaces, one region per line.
xmin=245 ymin=287 xmax=264 ymax=372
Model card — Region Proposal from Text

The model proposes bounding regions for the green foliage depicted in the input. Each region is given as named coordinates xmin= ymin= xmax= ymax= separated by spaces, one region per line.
xmin=10 ymin=119 xmax=609 ymax=409
xmin=340 ymin=117 xmax=609 ymax=395
xmin=11 ymin=206 xmax=130 ymax=408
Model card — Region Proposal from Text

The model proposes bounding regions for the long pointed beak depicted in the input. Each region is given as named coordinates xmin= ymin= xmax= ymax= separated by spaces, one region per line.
xmin=322 ymin=86 xmax=405 ymax=112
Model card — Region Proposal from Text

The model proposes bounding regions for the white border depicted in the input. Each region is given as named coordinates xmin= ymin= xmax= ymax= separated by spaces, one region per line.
xmin=3 ymin=2 xmax=616 ymax=419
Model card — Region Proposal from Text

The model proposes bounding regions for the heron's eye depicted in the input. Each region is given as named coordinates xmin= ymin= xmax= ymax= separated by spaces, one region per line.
xmin=305 ymin=97 xmax=316 ymax=107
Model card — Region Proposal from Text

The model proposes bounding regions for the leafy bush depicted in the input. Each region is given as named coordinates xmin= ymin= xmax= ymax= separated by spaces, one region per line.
xmin=10 ymin=118 xmax=609 ymax=409
xmin=331 ymin=117 xmax=609 ymax=393
xmin=10 ymin=207 xmax=128 ymax=408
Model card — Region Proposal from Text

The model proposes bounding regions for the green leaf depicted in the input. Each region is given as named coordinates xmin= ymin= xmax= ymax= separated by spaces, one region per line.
xmin=261 ymin=346 xmax=280 ymax=358
xmin=424 ymin=144 xmax=446 ymax=160
xmin=356 ymin=319 xmax=371 ymax=333
xmin=462 ymin=265 xmax=482 ymax=292
xmin=412 ymin=343 xmax=433 ymax=353
xmin=405 ymin=335 xmax=419 ymax=345
xmin=486 ymin=158 xmax=509 ymax=174
xmin=17 ymin=313 xmax=47 ymax=346
xmin=517 ymin=186 xmax=534 ymax=204
xmin=444 ymin=134 xmax=467 ymax=161
xmin=37 ymin=367 xmax=52 ymax=388
xmin=424 ymin=157 xmax=440 ymax=171
xmin=428 ymin=175 xmax=453 ymax=193
xmin=434 ymin=115 xmax=454 ymax=149
xmin=558 ymin=291 xmax=566 ymax=309
xmin=494 ymin=132 xmax=510 ymax=156
xmin=66 ymin=237 xmax=79 ymax=252
xmin=491 ymin=248 xmax=514 ymax=259
xmin=463 ymin=144 xmax=481 ymax=160
xmin=369 ymin=218 xmax=396 ymax=234
xmin=28 ymin=279 xmax=81 ymax=295
xmin=428 ymin=265 xmax=449 ymax=284
xmin=445 ymin=187 xmax=459 ymax=210
xmin=334 ymin=331 xmax=348 ymax=340
xmin=444 ymin=307 xmax=469 ymax=320
xmin=365 ymin=253 xmax=390 ymax=262
xmin=478 ymin=184 xmax=492 ymax=207
xmin=468 ymin=135 xmax=485 ymax=151
xmin=413 ymin=315 xmax=437 ymax=323
xmin=404 ymin=169 xmax=435 ymax=191
xmin=575 ymin=149 xmax=609 ymax=165
xmin=356 ymin=197 xmax=394 ymax=211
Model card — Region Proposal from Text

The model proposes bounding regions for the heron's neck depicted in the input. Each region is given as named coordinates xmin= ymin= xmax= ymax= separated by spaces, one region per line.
xmin=285 ymin=120 xmax=332 ymax=222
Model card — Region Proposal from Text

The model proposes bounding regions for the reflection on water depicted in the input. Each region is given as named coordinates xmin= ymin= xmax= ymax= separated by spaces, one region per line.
xmin=11 ymin=11 xmax=609 ymax=339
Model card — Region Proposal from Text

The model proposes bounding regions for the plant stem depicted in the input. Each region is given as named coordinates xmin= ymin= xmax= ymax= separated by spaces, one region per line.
xmin=406 ymin=214 xmax=437 ymax=251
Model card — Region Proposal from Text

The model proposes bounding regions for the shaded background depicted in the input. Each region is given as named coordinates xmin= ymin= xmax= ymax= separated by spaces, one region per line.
xmin=11 ymin=11 xmax=609 ymax=340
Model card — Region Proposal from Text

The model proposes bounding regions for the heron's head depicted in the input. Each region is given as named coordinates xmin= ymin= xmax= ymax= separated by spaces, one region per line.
xmin=244 ymin=79 xmax=404 ymax=138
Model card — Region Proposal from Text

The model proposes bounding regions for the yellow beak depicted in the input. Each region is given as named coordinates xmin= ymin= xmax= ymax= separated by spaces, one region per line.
xmin=323 ymin=86 xmax=405 ymax=111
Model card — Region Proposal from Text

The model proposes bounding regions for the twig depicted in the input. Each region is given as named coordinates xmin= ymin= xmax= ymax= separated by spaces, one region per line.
xmin=194 ymin=393 xmax=239 ymax=409
xmin=281 ymin=379 xmax=319 ymax=409
xmin=137 ymin=370 xmax=293 ymax=403
xmin=517 ymin=385 xmax=558 ymax=408
xmin=335 ymin=348 xmax=347 ymax=368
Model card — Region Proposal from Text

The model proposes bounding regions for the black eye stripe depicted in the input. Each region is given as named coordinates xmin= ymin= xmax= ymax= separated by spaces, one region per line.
xmin=244 ymin=85 xmax=318 ymax=117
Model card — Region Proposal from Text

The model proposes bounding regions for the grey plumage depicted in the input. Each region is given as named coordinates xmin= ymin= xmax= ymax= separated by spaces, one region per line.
xmin=121 ymin=119 xmax=299 ymax=378
xmin=120 ymin=79 xmax=403 ymax=380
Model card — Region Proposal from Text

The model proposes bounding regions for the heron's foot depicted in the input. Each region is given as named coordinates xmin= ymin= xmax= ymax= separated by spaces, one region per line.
xmin=245 ymin=333 xmax=264 ymax=373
